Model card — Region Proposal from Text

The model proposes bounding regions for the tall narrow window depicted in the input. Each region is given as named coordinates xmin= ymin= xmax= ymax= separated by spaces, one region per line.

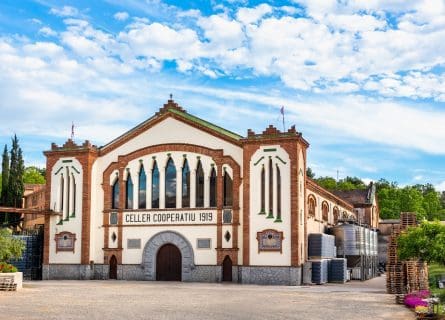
xmin=223 ymin=171 xmax=233 ymax=207
xmin=276 ymin=165 xmax=281 ymax=222
xmin=126 ymin=173 xmax=133 ymax=209
xmin=268 ymin=158 xmax=273 ymax=217
xmin=182 ymin=159 xmax=190 ymax=208
xmin=308 ymin=196 xmax=316 ymax=217
xmin=165 ymin=158 xmax=176 ymax=208
xmin=322 ymin=201 xmax=329 ymax=222
xmin=260 ymin=166 xmax=265 ymax=214
xmin=152 ymin=161 xmax=159 ymax=208
xmin=60 ymin=175 xmax=64 ymax=212
xmin=112 ymin=178 xmax=119 ymax=209
xmin=209 ymin=167 xmax=217 ymax=207
xmin=138 ymin=164 xmax=146 ymax=209
xmin=333 ymin=207 xmax=339 ymax=224
xmin=72 ymin=174 xmax=76 ymax=216
xmin=66 ymin=168 xmax=70 ymax=219
xmin=196 ymin=160 xmax=204 ymax=207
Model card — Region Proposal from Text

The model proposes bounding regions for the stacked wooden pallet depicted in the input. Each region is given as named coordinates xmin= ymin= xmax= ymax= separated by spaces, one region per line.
xmin=386 ymin=212 xmax=428 ymax=299
xmin=0 ymin=277 xmax=17 ymax=291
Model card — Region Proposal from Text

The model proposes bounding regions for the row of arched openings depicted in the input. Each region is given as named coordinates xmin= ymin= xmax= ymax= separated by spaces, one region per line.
xmin=111 ymin=158 xmax=233 ymax=210
xmin=308 ymin=195 xmax=340 ymax=224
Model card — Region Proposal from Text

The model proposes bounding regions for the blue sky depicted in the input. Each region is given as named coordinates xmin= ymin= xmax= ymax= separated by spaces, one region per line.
xmin=1 ymin=0 xmax=445 ymax=190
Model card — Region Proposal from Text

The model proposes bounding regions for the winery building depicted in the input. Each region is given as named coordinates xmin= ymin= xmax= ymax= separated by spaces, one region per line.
xmin=42 ymin=99 xmax=379 ymax=285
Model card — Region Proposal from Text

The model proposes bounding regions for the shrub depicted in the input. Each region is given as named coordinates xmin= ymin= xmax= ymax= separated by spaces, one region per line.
xmin=0 ymin=261 xmax=18 ymax=273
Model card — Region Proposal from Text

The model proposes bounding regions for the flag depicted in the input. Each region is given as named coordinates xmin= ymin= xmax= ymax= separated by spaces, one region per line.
xmin=280 ymin=106 xmax=284 ymax=115
xmin=71 ymin=122 xmax=74 ymax=139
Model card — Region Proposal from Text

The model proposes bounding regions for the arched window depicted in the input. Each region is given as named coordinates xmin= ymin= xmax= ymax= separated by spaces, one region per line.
xmin=182 ymin=159 xmax=190 ymax=208
xmin=260 ymin=166 xmax=265 ymax=214
xmin=223 ymin=170 xmax=232 ymax=207
xmin=276 ymin=165 xmax=281 ymax=222
xmin=333 ymin=207 xmax=339 ymax=224
xmin=308 ymin=196 xmax=316 ymax=217
xmin=126 ymin=173 xmax=133 ymax=209
xmin=268 ymin=157 xmax=273 ymax=217
xmin=152 ymin=161 xmax=159 ymax=209
xmin=322 ymin=201 xmax=329 ymax=222
xmin=138 ymin=164 xmax=146 ymax=209
xmin=165 ymin=158 xmax=176 ymax=208
xmin=112 ymin=178 xmax=119 ymax=209
xmin=209 ymin=167 xmax=217 ymax=207
xmin=196 ymin=160 xmax=204 ymax=208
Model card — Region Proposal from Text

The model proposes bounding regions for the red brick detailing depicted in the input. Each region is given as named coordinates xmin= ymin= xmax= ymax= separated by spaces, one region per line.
xmin=103 ymin=248 xmax=122 ymax=264
xmin=241 ymin=128 xmax=308 ymax=267
xmin=100 ymin=143 xmax=242 ymax=262
xmin=99 ymin=106 xmax=242 ymax=156
xmin=306 ymin=178 xmax=354 ymax=211
xmin=217 ymin=248 xmax=238 ymax=265
xmin=43 ymin=141 xmax=98 ymax=265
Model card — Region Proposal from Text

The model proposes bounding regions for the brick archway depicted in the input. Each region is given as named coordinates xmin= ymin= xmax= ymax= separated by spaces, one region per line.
xmin=142 ymin=231 xmax=195 ymax=281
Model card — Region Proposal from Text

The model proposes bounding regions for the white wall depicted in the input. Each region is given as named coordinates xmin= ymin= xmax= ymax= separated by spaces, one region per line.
xmin=48 ymin=157 xmax=83 ymax=264
xmin=249 ymin=146 xmax=291 ymax=266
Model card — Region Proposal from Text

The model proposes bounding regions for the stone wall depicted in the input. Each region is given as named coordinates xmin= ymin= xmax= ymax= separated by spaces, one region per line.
xmin=238 ymin=266 xmax=301 ymax=285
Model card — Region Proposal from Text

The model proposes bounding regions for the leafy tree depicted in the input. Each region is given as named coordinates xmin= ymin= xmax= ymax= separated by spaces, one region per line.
xmin=306 ymin=167 xmax=315 ymax=179
xmin=315 ymin=176 xmax=337 ymax=190
xmin=399 ymin=186 xmax=426 ymax=220
xmin=23 ymin=166 xmax=46 ymax=184
xmin=398 ymin=221 xmax=445 ymax=265
xmin=0 ymin=228 xmax=24 ymax=262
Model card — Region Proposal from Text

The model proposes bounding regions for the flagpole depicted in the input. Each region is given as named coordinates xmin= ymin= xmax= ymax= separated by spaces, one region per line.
xmin=281 ymin=106 xmax=285 ymax=132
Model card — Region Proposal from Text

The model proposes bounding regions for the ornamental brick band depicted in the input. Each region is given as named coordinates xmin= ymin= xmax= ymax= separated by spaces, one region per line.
xmin=142 ymin=231 xmax=195 ymax=281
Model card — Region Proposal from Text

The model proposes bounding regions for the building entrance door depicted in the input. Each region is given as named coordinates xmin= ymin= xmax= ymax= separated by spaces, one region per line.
xmin=109 ymin=255 xmax=117 ymax=279
xmin=156 ymin=244 xmax=182 ymax=281
xmin=222 ymin=255 xmax=232 ymax=282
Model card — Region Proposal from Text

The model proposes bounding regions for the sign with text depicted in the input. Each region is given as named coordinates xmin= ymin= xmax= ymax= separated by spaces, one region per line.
xmin=123 ymin=210 xmax=217 ymax=225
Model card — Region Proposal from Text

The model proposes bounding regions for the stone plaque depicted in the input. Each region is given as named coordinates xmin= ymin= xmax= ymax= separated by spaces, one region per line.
xmin=55 ymin=231 xmax=76 ymax=253
xmin=256 ymin=229 xmax=284 ymax=253
xmin=197 ymin=238 xmax=211 ymax=249
xmin=127 ymin=239 xmax=141 ymax=249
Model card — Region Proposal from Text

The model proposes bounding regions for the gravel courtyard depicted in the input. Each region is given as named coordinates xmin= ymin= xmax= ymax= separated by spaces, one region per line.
xmin=0 ymin=275 xmax=413 ymax=320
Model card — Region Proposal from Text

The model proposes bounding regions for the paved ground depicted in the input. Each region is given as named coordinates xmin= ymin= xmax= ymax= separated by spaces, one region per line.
xmin=0 ymin=275 xmax=413 ymax=320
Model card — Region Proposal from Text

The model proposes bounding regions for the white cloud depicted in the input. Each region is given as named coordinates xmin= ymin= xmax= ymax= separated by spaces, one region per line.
xmin=236 ymin=4 xmax=272 ymax=25
xmin=114 ymin=11 xmax=129 ymax=21
xmin=38 ymin=27 xmax=57 ymax=37
xmin=49 ymin=6 xmax=79 ymax=17
xmin=436 ymin=181 xmax=445 ymax=192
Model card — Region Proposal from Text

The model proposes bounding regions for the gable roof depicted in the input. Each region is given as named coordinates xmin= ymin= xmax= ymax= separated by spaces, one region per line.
xmin=99 ymin=99 xmax=243 ymax=155
xmin=333 ymin=183 xmax=376 ymax=207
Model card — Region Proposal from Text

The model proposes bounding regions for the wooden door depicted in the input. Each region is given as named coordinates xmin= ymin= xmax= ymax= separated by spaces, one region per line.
xmin=109 ymin=255 xmax=117 ymax=280
xmin=156 ymin=244 xmax=182 ymax=281
xmin=222 ymin=255 xmax=232 ymax=282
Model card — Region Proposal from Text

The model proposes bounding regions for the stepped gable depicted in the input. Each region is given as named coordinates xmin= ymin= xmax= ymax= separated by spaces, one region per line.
xmin=49 ymin=139 xmax=98 ymax=152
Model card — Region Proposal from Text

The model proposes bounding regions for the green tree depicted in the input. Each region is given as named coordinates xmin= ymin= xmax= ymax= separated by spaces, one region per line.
xmin=306 ymin=167 xmax=315 ymax=179
xmin=23 ymin=166 xmax=46 ymax=184
xmin=315 ymin=176 xmax=337 ymax=190
xmin=1 ymin=145 xmax=9 ymax=205
xmin=398 ymin=221 xmax=445 ymax=265
xmin=5 ymin=135 xmax=24 ymax=227
xmin=399 ymin=186 xmax=426 ymax=220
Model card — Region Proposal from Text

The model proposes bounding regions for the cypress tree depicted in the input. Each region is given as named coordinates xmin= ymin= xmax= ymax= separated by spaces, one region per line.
xmin=1 ymin=145 xmax=9 ymax=205
xmin=7 ymin=135 xmax=24 ymax=227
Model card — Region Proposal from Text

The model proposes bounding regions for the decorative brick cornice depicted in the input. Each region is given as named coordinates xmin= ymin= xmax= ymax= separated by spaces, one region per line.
xmin=155 ymin=98 xmax=187 ymax=116
xmin=46 ymin=139 xmax=98 ymax=153
xmin=243 ymin=125 xmax=309 ymax=147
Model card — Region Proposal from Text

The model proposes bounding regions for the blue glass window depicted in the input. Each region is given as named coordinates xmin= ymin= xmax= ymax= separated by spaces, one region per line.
xmin=152 ymin=161 xmax=159 ymax=208
xmin=138 ymin=165 xmax=146 ymax=209
xmin=196 ymin=160 xmax=204 ymax=207
xmin=165 ymin=158 xmax=176 ymax=208
xmin=126 ymin=173 xmax=133 ymax=209
xmin=182 ymin=159 xmax=190 ymax=208
xmin=112 ymin=178 xmax=119 ymax=209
